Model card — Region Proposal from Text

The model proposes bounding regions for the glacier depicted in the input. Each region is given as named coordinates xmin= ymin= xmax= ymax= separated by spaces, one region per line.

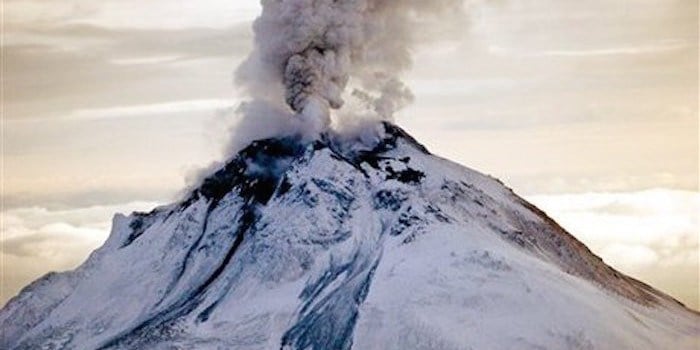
xmin=1 ymin=123 xmax=698 ymax=349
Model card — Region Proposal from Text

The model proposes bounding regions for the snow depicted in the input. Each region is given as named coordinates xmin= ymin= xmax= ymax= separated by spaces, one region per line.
xmin=1 ymin=123 xmax=698 ymax=349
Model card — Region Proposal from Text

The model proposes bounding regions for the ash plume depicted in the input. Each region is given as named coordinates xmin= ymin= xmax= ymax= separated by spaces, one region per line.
xmin=235 ymin=0 xmax=465 ymax=136
xmin=187 ymin=0 xmax=465 ymax=191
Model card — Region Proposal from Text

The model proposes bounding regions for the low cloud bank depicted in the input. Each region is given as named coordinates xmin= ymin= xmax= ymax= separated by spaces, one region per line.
xmin=528 ymin=189 xmax=699 ymax=309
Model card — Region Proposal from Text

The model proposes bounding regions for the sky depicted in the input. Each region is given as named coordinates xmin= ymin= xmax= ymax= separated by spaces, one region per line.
xmin=1 ymin=0 xmax=698 ymax=309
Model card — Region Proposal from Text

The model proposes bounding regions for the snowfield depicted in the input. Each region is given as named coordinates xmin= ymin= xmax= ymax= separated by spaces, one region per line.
xmin=1 ymin=123 xmax=698 ymax=349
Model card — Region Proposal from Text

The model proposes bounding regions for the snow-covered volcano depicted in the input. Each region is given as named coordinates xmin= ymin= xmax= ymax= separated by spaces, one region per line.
xmin=2 ymin=123 xmax=698 ymax=349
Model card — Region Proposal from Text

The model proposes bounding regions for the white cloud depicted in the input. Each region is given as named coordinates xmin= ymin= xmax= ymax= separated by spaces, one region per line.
xmin=6 ymin=0 xmax=261 ymax=30
xmin=527 ymin=189 xmax=698 ymax=247
xmin=109 ymin=55 xmax=183 ymax=66
xmin=1 ymin=202 xmax=159 ymax=304
xmin=601 ymin=244 xmax=660 ymax=268
xmin=66 ymin=99 xmax=237 ymax=120
xmin=527 ymin=189 xmax=699 ymax=308
xmin=1 ymin=202 xmax=158 ymax=241
xmin=488 ymin=40 xmax=691 ymax=58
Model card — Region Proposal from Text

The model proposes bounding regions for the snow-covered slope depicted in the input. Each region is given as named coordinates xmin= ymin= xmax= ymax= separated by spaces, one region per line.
xmin=2 ymin=123 xmax=698 ymax=349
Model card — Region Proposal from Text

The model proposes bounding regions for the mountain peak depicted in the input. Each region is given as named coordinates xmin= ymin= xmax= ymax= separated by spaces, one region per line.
xmin=2 ymin=123 xmax=698 ymax=349
xmin=189 ymin=122 xmax=427 ymax=206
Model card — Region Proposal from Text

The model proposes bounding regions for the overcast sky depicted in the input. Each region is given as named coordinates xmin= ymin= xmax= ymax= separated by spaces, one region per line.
xmin=2 ymin=0 xmax=698 ymax=308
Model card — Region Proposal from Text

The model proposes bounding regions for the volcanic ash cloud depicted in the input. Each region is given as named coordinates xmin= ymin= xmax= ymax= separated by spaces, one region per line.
xmin=235 ymin=0 xmax=464 ymax=135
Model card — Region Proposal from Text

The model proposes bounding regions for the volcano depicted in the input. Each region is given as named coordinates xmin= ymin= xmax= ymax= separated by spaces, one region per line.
xmin=1 ymin=123 xmax=698 ymax=349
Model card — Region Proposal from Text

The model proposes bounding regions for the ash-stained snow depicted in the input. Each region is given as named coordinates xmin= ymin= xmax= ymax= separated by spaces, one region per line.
xmin=1 ymin=123 xmax=698 ymax=350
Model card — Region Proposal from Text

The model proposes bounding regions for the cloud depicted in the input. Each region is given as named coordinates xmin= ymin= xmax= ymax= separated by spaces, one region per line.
xmin=527 ymin=189 xmax=699 ymax=308
xmin=5 ymin=0 xmax=260 ymax=30
xmin=3 ymin=229 xmax=103 ymax=258
xmin=1 ymin=190 xmax=168 ymax=211
xmin=600 ymin=244 xmax=660 ymax=267
xmin=488 ymin=39 xmax=691 ymax=58
xmin=66 ymin=99 xmax=237 ymax=121
xmin=4 ymin=21 xmax=253 ymax=122
xmin=1 ymin=202 xmax=158 ymax=237
xmin=528 ymin=189 xmax=698 ymax=248
xmin=0 ymin=202 xmax=159 ymax=304
xmin=109 ymin=55 xmax=184 ymax=66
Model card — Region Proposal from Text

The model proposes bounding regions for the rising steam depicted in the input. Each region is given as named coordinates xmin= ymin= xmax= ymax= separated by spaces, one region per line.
xmin=188 ymin=0 xmax=465 ymax=194
xmin=235 ymin=0 xmax=465 ymax=136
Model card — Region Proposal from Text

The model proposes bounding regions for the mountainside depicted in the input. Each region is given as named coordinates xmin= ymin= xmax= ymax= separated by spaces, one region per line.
xmin=2 ymin=123 xmax=698 ymax=349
